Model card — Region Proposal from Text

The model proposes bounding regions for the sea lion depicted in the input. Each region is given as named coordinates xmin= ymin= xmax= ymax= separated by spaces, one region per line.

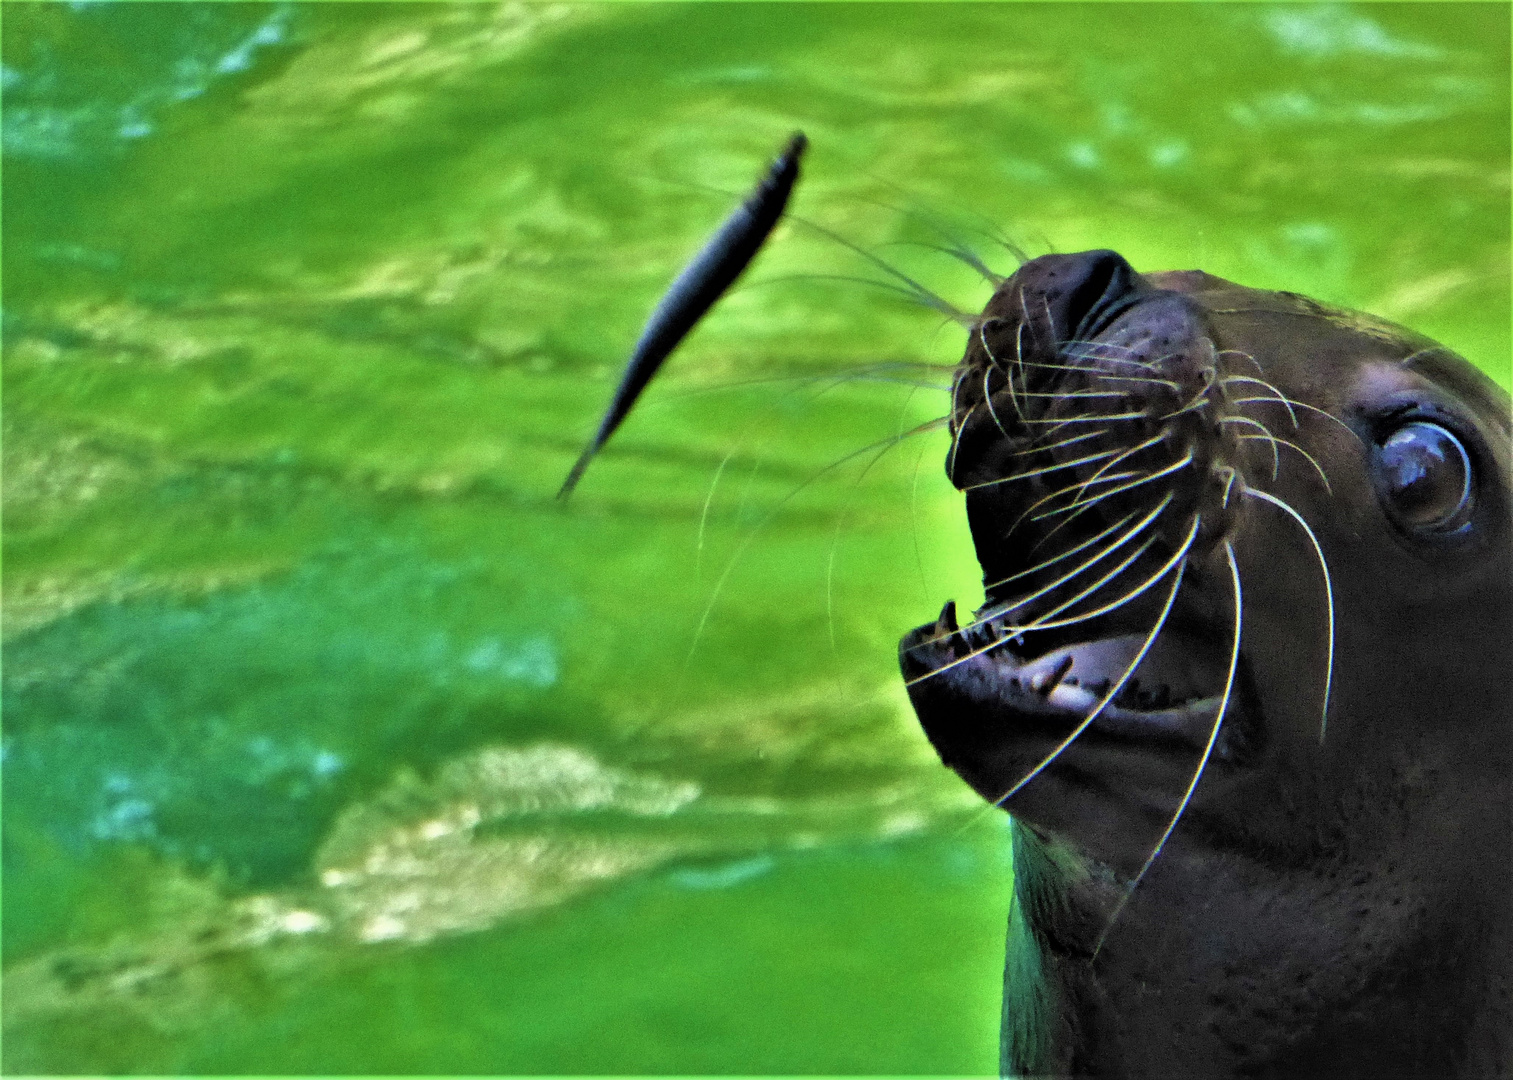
xmin=898 ymin=251 xmax=1512 ymax=1078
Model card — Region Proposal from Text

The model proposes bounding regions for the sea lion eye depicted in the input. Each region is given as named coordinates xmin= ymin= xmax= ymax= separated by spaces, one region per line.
xmin=1371 ymin=421 xmax=1473 ymax=533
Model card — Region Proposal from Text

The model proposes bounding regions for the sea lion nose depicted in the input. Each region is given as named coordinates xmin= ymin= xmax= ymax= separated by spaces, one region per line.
xmin=1015 ymin=249 xmax=1144 ymax=343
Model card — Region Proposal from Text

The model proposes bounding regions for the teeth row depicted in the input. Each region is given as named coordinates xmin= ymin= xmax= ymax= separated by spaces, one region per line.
xmin=933 ymin=599 xmax=1021 ymax=654
xmin=929 ymin=599 xmax=1180 ymax=711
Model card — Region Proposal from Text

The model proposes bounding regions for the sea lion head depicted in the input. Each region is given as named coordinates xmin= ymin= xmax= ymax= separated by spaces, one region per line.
xmin=899 ymin=250 xmax=1511 ymax=1072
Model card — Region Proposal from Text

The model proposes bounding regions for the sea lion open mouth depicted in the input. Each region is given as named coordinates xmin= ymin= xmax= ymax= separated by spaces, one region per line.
xmin=898 ymin=249 xmax=1512 ymax=1077
xmin=901 ymin=614 xmax=1244 ymax=755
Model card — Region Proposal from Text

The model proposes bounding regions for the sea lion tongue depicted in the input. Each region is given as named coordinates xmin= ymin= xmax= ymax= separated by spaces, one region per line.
xmin=899 ymin=249 xmax=1512 ymax=1078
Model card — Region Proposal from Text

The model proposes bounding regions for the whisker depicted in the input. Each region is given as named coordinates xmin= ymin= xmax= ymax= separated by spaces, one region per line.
xmin=1011 ymin=318 xmax=1032 ymax=419
xmin=1067 ymin=432 xmax=1172 ymax=502
xmin=1012 ymin=355 xmax=1180 ymax=391
xmin=1018 ymin=410 xmax=1151 ymax=425
xmin=690 ymin=416 xmax=948 ymax=664
xmin=1014 ymin=389 xmax=1139 ymax=402
xmin=1007 ymin=466 xmax=1141 ymax=538
xmin=1232 ymin=394 xmax=1362 ymax=445
xmin=984 ymin=493 xmax=1173 ymax=610
xmin=762 ymin=271 xmax=971 ymax=319
xmin=644 ymin=362 xmax=954 ymax=409
xmin=1222 ymin=376 xmax=1298 ymax=428
xmin=1000 ymin=512 xmax=1198 ymax=636
xmin=1216 ymin=347 xmax=1264 ymax=378
xmin=983 ymin=365 xmax=1013 ymax=440
xmin=826 ymin=392 xmax=924 ymax=648
xmin=1216 ymin=464 xmax=1239 ymax=509
xmin=917 ymin=499 xmax=1166 ymax=655
xmin=1094 ymin=538 xmax=1243 ymax=958
xmin=1028 ymin=454 xmax=1191 ymax=551
xmin=1239 ymin=432 xmax=1333 ymax=493
xmin=841 ymin=180 xmax=1021 ymax=278
xmin=789 ymin=214 xmax=975 ymax=326
xmin=946 ymin=398 xmax=981 ymax=480
xmin=909 ymin=438 xmax=931 ymax=608
xmin=987 ymin=510 xmax=1141 ymax=587
xmin=909 ymin=508 xmax=1189 ymax=684
xmin=963 ymin=444 xmax=1131 ymax=492
xmin=1025 ymin=534 xmax=1161 ymax=629
xmin=1244 ymin=488 xmax=1335 ymax=741
xmin=1222 ymin=415 xmax=1282 ymax=479
xmin=894 ymin=238 xmax=1005 ymax=286
xmin=1058 ymin=339 xmax=1162 ymax=371
xmin=993 ymin=524 xmax=1197 ymax=805
xmin=1009 ymin=428 xmax=1109 ymax=457
xmin=1031 ymin=453 xmax=1195 ymax=521
xmin=979 ymin=317 xmax=1028 ymax=421
xmin=696 ymin=449 xmax=737 ymax=587
xmin=1158 ymin=368 xmax=1217 ymax=421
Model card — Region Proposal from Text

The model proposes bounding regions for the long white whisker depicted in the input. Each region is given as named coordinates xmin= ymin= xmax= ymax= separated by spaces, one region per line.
xmin=1015 ymin=390 xmax=1139 ymax=401
xmin=1222 ymin=376 xmax=1299 ymax=428
xmin=1229 ymin=396 xmax=1359 ymax=445
xmin=963 ymin=444 xmax=1130 ymax=492
xmin=1031 ymin=453 xmax=1194 ymax=522
xmin=979 ymin=320 xmax=1027 ymax=423
xmin=696 ymin=449 xmax=737 ymax=587
xmin=1067 ymin=432 xmax=1171 ymax=502
xmin=946 ymin=398 xmax=980 ymax=480
xmin=1094 ymin=539 xmax=1243 ymax=957
xmin=1244 ymin=487 xmax=1334 ymax=741
xmin=989 ymin=510 xmax=1140 ymax=587
xmin=1158 ymin=367 xmax=1217 ymax=421
xmin=1002 ymin=514 xmax=1198 ymax=635
xmin=1222 ymin=415 xmax=1281 ymax=479
xmin=1012 ymin=428 xmax=1109 ymax=457
xmin=1012 ymin=317 xmax=1031 ymax=419
xmin=983 ymin=365 xmax=1012 ymax=440
xmin=993 ymin=527 xmax=1196 ymax=805
xmin=1249 ymin=433 xmax=1333 ymax=493
xmin=1023 ymin=535 xmax=1159 ymax=629
xmin=690 ymin=417 xmax=946 ymax=666
xmin=1019 ymin=410 xmax=1150 ymax=425
xmin=908 ymin=512 xmax=1191 ymax=686
xmin=1012 ymin=355 xmax=1178 ymax=390
xmin=1058 ymin=340 xmax=1162 ymax=371
xmin=986 ymin=494 xmax=1172 ymax=612
xmin=1008 ymin=451 xmax=1161 ymax=539
xmin=911 ymin=499 xmax=1165 ymax=659
xmin=1027 ymin=455 xmax=1188 ymax=553
xmin=1215 ymin=347 xmax=1264 ymax=378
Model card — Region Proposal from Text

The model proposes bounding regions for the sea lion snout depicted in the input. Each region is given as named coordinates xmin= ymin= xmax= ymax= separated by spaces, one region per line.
xmin=947 ymin=252 xmax=1240 ymax=596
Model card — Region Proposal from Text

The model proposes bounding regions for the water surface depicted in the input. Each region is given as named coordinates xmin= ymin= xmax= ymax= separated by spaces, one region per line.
xmin=3 ymin=3 xmax=1507 ymax=1073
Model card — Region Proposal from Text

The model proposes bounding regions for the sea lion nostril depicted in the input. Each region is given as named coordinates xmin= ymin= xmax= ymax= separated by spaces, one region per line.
xmin=1061 ymin=250 xmax=1142 ymax=340
xmin=1019 ymin=249 xmax=1145 ymax=343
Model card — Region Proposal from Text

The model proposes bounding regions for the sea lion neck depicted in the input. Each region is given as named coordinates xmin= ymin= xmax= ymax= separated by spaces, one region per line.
xmin=1008 ymin=812 xmax=1512 ymax=1078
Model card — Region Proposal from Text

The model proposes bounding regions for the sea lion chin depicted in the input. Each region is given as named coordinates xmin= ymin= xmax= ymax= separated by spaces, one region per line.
xmin=898 ymin=251 xmax=1512 ymax=1078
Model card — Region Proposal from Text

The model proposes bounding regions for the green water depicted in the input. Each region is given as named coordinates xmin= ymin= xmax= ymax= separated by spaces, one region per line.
xmin=2 ymin=3 xmax=1507 ymax=1073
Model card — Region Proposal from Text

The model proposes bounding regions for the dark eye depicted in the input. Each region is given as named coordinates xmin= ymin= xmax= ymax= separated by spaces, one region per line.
xmin=1371 ymin=421 xmax=1473 ymax=533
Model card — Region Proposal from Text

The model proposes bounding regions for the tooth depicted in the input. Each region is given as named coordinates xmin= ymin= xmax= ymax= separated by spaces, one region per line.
xmin=1031 ymin=655 xmax=1075 ymax=697
xmin=937 ymin=600 xmax=959 ymax=634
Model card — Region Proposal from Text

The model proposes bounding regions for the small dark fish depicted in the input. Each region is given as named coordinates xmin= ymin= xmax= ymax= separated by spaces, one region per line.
xmin=557 ymin=131 xmax=808 ymax=498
